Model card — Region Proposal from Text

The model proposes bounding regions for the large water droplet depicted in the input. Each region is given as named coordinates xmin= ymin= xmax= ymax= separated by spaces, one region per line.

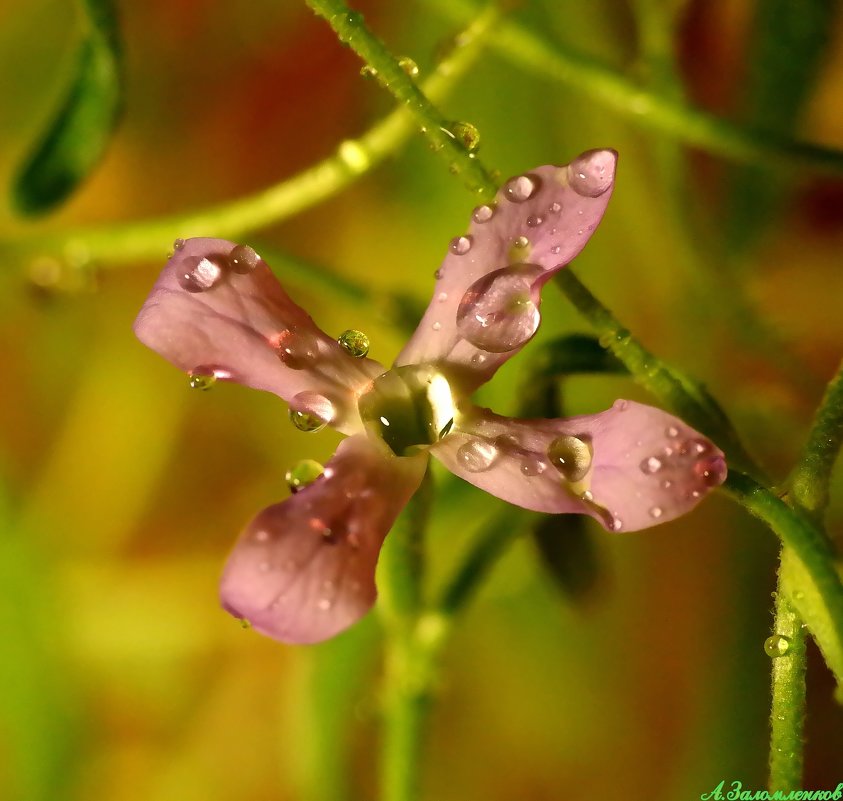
xmin=285 ymin=459 xmax=325 ymax=493
xmin=456 ymin=439 xmax=499 ymax=472
xmin=188 ymin=368 xmax=216 ymax=390
xmin=448 ymin=120 xmax=480 ymax=151
xmin=694 ymin=455 xmax=727 ymax=487
xmin=457 ymin=264 xmax=541 ymax=353
xmin=547 ymin=435 xmax=593 ymax=482
xmin=337 ymin=329 xmax=370 ymax=358
xmin=449 ymin=235 xmax=472 ymax=255
xmin=520 ymin=455 xmax=546 ymax=476
xmin=566 ymin=149 xmax=616 ymax=197
xmin=526 ymin=215 xmax=543 ymax=228
xmin=289 ymin=392 xmax=334 ymax=433
xmin=504 ymin=174 xmax=539 ymax=202
xmin=228 ymin=244 xmax=260 ymax=274
xmin=272 ymin=327 xmax=318 ymax=369
xmin=456 ymin=264 xmax=541 ymax=352
xmin=472 ymin=204 xmax=496 ymax=223
xmin=173 ymin=238 xmax=185 ymax=250
xmin=177 ymin=254 xmax=226 ymax=292
xmin=764 ymin=634 xmax=791 ymax=658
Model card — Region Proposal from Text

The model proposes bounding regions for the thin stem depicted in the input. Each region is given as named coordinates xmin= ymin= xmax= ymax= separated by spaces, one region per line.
xmin=787 ymin=359 xmax=843 ymax=520
xmin=427 ymin=0 xmax=843 ymax=175
xmin=1 ymin=6 xmax=498 ymax=269
xmin=305 ymin=0 xmax=498 ymax=200
xmin=768 ymin=562 xmax=807 ymax=793
xmin=724 ymin=473 xmax=843 ymax=656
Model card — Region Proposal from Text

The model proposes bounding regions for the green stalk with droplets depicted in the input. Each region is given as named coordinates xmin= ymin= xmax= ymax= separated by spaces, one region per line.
xmin=304 ymin=0 xmax=498 ymax=200
xmin=0 ymin=6 xmax=499 ymax=272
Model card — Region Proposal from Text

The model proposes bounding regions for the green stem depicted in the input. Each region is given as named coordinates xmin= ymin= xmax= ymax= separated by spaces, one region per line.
xmin=0 ymin=7 xmax=498 ymax=269
xmin=305 ymin=0 xmax=498 ymax=200
xmin=553 ymin=269 xmax=758 ymax=475
xmin=427 ymin=0 xmax=843 ymax=175
xmin=768 ymin=563 xmax=807 ymax=793
xmin=787 ymin=359 xmax=843 ymax=519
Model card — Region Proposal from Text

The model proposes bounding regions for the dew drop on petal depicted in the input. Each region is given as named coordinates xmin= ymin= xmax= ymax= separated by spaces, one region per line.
xmin=472 ymin=204 xmax=496 ymax=223
xmin=639 ymin=455 xmax=662 ymax=474
xmin=272 ymin=327 xmax=318 ymax=369
xmin=547 ymin=435 xmax=593 ymax=482
xmin=228 ymin=244 xmax=260 ymax=274
xmin=448 ymin=120 xmax=480 ymax=151
xmin=694 ymin=455 xmax=727 ymax=487
xmin=513 ymin=235 xmax=530 ymax=249
xmin=666 ymin=426 xmax=679 ymax=438
xmin=549 ymin=245 xmax=561 ymax=255
xmin=449 ymin=235 xmax=472 ymax=255
xmin=177 ymin=255 xmax=226 ymax=293
xmin=526 ymin=215 xmax=543 ymax=228
xmin=337 ymin=329 xmax=370 ymax=358
xmin=649 ymin=506 xmax=663 ymax=519
xmin=504 ymin=173 xmax=539 ymax=203
xmin=456 ymin=439 xmax=499 ymax=472
xmin=432 ymin=321 xmax=442 ymax=331
xmin=549 ymin=201 xmax=562 ymax=214
xmin=437 ymin=292 xmax=448 ymax=303
xmin=285 ymin=458 xmax=325 ymax=493
xmin=317 ymin=598 xmax=333 ymax=611
xmin=173 ymin=238 xmax=185 ymax=250
xmin=764 ymin=634 xmax=791 ymax=658
xmin=288 ymin=391 xmax=334 ymax=433
xmin=566 ymin=149 xmax=616 ymax=198
xmin=188 ymin=368 xmax=217 ymax=390
xmin=520 ymin=455 xmax=546 ymax=476
xmin=456 ymin=264 xmax=541 ymax=353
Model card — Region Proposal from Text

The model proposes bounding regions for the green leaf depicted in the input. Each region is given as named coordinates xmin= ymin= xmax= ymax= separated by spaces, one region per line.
xmin=11 ymin=0 xmax=123 ymax=216
xmin=726 ymin=0 xmax=838 ymax=252
xmin=531 ymin=514 xmax=602 ymax=604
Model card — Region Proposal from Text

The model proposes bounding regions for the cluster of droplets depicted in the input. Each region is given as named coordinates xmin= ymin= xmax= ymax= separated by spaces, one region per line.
xmin=637 ymin=422 xmax=727 ymax=517
xmin=176 ymin=241 xmax=260 ymax=293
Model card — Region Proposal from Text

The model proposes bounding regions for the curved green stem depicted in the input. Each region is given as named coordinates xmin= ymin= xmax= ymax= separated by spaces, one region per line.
xmin=787 ymin=358 xmax=843 ymax=520
xmin=427 ymin=0 xmax=843 ymax=175
xmin=768 ymin=565 xmax=807 ymax=793
xmin=0 ymin=6 xmax=498 ymax=269
xmin=305 ymin=0 xmax=498 ymax=199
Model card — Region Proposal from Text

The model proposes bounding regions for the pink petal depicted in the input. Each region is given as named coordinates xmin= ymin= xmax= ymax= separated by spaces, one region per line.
xmin=133 ymin=238 xmax=384 ymax=434
xmin=431 ymin=400 xmax=726 ymax=532
xmin=219 ymin=434 xmax=427 ymax=644
xmin=395 ymin=151 xmax=617 ymax=394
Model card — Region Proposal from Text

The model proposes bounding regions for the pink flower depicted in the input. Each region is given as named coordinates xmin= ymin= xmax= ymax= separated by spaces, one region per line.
xmin=134 ymin=150 xmax=726 ymax=644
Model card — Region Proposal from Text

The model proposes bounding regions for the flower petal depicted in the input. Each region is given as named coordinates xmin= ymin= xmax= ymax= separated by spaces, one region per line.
xmin=431 ymin=400 xmax=725 ymax=532
xmin=395 ymin=151 xmax=617 ymax=394
xmin=133 ymin=238 xmax=384 ymax=434
xmin=219 ymin=434 xmax=427 ymax=644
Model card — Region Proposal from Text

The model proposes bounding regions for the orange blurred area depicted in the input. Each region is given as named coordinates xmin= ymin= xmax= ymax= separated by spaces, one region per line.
xmin=1 ymin=1 xmax=842 ymax=800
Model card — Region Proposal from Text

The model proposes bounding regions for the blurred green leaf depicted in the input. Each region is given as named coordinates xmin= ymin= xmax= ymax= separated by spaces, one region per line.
xmin=531 ymin=514 xmax=602 ymax=604
xmin=726 ymin=0 xmax=838 ymax=252
xmin=11 ymin=0 xmax=123 ymax=216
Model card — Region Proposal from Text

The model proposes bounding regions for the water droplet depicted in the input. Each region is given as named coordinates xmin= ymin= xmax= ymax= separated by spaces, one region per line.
xmin=547 ymin=435 xmax=593 ymax=482
xmin=662 ymin=479 xmax=672 ymax=489
xmin=472 ymin=204 xmax=496 ymax=223
xmin=177 ymin=254 xmax=226 ymax=292
xmin=520 ymin=455 xmax=546 ymax=476
xmin=550 ymin=245 xmax=561 ymax=255
xmin=239 ymin=618 xmax=252 ymax=630
xmin=694 ymin=455 xmax=727 ymax=487
xmin=449 ymin=235 xmax=472 ymax=255
xmin=285 ymin=459 xmax=325 ymax=493
xmin=398 ymin=56 xmax=419 ymax=78
xmin=338 ymin=140 xmax=370 ymax=173
xmin=432 ymin=321 xmax=442 ymax=331
xmin=317 ymin=598 xmax=333 ymax=611
xmin=188 ymin=369 xmax=216 ymax=390
xmin=437 ymin=292 xmax=448 ymax=302
xmin=456 ymin=264 xmax=541 ymax=352
xmin=228 ymin=244 xmax=260 ymax=274
xmin=448 ymin=120 xmax=480 ymax=151
xmin=666 ymin=426 xmax=679 ymax=438
xmin=581 ymin=490 xmax=594 ymax=501
xmin=526 ymin=215 xmax=543 ymax=227
xmin=549 ymin=201 xmax=562 ymax=214
xmin=764 ymin=634 xmax=791 ymax=658
xmin=614 ymin=399 xmax=628 ymax=411
xmin=512 ymin=235 xmax=529 ymax=249
xmin=504 ymin=174 xmax=539 ymax=202
xmin=649 ymin=506 xmax=663 ymax=519
xmin=254 ymin=530 xmax=269 ymax=543
xmin=434 ymin=268 xmax=444 ymax=279
xmin=640 ymin=456 xmax=662 ymax=474
xmin=289 ymin=392 xmax=334 ymax=432
xmin=566 ymin=149 xmax=616 ymax=197
xmin=337 ymin=329 xmax=370 ymax=358
xmin=359 ymin=65 xmax=378 ymax=80
xmin=456 ymin=439 xmax=499 ymax=472
xmin=272 ymin=327 xmax=318 ymax=369
xmin=611 ymin=517 xmax=623 ymax=531
xmin=173 ymin=238 xmax=185 ymax=250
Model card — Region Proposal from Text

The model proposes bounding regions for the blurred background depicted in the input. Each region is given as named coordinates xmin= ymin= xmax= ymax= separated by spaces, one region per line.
xmin=1 ymin=1 xmax=842 ymax=799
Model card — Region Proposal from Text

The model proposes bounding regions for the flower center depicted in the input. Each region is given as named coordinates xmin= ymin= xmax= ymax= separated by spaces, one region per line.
xmin=357 ymin=365 xmax=455 ymax=456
